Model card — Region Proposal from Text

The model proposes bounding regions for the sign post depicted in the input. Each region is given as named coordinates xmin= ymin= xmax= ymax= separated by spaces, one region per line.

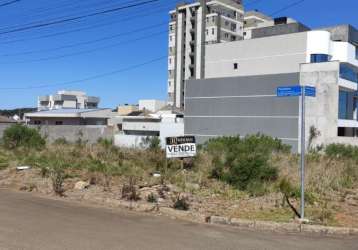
xmin=300 ymin=87 xmax=306 ymax=220
xmin=277 ymin=85 xmax=316 ymax=220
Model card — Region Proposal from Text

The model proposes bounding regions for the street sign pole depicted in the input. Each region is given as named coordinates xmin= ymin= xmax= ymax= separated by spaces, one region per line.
xmin=277 ymin=85 xmax=316 ymax=221
xmin=300 ymin=86 xmax=305 ymax=220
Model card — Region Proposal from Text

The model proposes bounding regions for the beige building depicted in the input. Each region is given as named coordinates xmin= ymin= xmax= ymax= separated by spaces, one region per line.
xmin=117 ymin=104 xmax=139 ymax=116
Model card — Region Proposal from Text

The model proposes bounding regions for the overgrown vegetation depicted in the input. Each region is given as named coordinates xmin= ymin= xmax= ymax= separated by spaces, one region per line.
xmin=2 ymin=124 xmax=45 ymax=149
xmin=203 ymin=134 xmax=290 ymax=195
xmin=0 ymin=125 xmax=358 ymax=226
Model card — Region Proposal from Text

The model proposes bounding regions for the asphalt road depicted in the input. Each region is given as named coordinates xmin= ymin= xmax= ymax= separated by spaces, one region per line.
xmin=0 ymin=189 xmax=357 ymax=250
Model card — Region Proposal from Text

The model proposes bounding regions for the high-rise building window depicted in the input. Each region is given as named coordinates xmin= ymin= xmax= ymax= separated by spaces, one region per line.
xmin=339 ymin=90 xmax=349 ymax=119
xmin=356 ymin=46 xmax=358 ymax=60
xmin=340 ymin=64 xmax=358 ymax=83
xmin=310 ymin=54 xmax=329 ymax=63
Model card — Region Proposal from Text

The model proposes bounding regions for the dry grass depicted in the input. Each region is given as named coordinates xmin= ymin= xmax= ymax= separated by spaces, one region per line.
xmin=1 ymin=141 xmax=358 ymax=227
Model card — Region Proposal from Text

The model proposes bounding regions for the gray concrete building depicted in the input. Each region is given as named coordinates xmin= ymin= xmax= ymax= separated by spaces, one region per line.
xmin=183 ymin=15 xmax=358 ymax=151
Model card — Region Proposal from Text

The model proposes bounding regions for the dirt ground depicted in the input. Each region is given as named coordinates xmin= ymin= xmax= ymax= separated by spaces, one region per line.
xmin=1 ymin=166 xmax=357 ymax=228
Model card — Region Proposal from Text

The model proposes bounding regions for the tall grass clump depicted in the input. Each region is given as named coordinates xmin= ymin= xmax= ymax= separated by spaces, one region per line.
xmin=2 ymin=124 xmax=45 ymax=150
xmin=202 ymin=134 xmax=290 ymax=195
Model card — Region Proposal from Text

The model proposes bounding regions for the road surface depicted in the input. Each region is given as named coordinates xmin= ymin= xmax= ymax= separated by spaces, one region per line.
xmin=0 ymin=189 xmax=357 ymax=250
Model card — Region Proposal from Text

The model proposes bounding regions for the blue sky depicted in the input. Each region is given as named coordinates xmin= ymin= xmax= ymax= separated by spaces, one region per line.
xmin=0 ymin=0 xmax=357 ymax=109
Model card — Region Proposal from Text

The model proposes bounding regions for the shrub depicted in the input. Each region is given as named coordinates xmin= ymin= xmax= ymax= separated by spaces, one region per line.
xmin=172 ymin=194 xmax=190 ymax=211
xmin=2 ymin=124 xmax=45 ymax=149
xmin=147 ymin=193 xmax=157 ymax=203
xmin=325 ymin=143 xmax=358 ymax=160
xmin=203 ymin=134 xmax=287 ymax=193
xmin=97 ymin=138 xmax=113 ymax=148
xmin=140 ymin=136 xmax=161 ymax=150
xmin=50 ymin=166 xmax=65 ymax=196
xmin=121 ymin=176 xmax=140 ymax=201
xmin=0 ymin=151 xmax=9 ymax=170
xmin=53 ymin=137 xmax=68 ymax=145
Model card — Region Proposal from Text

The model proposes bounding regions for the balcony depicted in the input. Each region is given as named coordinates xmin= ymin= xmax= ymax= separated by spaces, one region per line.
xmin=87 ymin=96 xmax=100 ymax=104
xmin=38 ymin=95 xmax=49 ymax=102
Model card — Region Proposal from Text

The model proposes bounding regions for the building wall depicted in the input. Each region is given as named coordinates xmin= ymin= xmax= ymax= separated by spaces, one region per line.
xmin=29 ymin=125 xmax=114 ymax=144
xmin=300 ymin=61 xmax=341 ymax=149
xmin=185 ymin=73 xmax=300 ymax=151
xmin=114 ymin=121 xmax=184 ymax=149
xmin=139 ymin=100 xmax=166 ymax=113
xmin=205 ymin=31 xmax=308 ymax=78
xmin=27 ymin=117 xmax=107 ymax=126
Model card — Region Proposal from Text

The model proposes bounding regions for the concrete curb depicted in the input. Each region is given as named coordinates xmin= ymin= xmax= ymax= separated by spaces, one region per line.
xmin=209 ymin=216 xmax=358 ymax=236
xmin=82 ymin=195 xmax=358 ymax=236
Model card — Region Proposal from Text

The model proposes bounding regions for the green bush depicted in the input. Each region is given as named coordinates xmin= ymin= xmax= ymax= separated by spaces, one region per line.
xmin=325 ymin=143 xmax=358 ymax=160
xmin=140 ymin=136 xmax=161 ymax=150
xmin=203 ymin=134 xmax=288 ymax=193
xmin=2 ymin=124 xmax=45 ymax=149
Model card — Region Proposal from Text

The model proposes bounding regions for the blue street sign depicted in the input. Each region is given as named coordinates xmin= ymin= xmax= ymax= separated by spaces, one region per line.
xmin=277 ymin=86 xmax=301 ymax=97
xmin=304 ymin=86 xmax=316 ymax=97
xmin=277 ymin=86 xmax=316 ymax=97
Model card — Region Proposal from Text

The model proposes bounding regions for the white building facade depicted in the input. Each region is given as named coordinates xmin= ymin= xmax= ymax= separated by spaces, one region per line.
xmin=168 ymin=0 xmax=244 ymax=108
xmin=38 ymin=90 xmax=100 ymax=111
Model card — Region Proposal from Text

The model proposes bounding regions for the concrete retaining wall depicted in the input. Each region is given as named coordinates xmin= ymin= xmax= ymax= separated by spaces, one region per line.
xmin=28 ymin=125 xmax=114 ymax=144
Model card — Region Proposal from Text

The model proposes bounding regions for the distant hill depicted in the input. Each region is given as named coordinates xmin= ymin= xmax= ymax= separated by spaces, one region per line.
xmin=0 ymin=108 xmax=36 ymax=119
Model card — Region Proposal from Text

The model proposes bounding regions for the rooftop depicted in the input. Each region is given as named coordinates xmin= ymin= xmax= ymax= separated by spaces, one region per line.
xmin=25 ymin=108 xmax=112 ymax=118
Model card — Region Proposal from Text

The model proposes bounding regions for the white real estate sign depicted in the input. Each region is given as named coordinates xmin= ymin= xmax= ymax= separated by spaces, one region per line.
xmin=166 ymin=136 xmax=197 ymax=158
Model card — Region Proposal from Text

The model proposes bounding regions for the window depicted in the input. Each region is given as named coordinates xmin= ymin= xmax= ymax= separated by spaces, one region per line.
xmin=233 ymin=63 xmax=238 ymax=70
xmin=310 ymin=54 xmax=329 ymax=63
xmin=340 ymin=64 xmax=358 ymax=83
xmin=356 ymin=46 xmax=358 ymax=60
xmin=231 ymin=35 xmax=236 ymax=41
xmin=243 ymin=31 xmax=247 ymax=36
xmin=206 ymin=29 xmax=208 ymax=35
xmin=339 ymin=90 xmax=349 ymax=119
xmin=212 ymin=28 xmax=215 ymax=35
xmin=169 ymin=36 xmax=172 ymax=42
xmin=212 ymin=16 xmax=215 ymax=22
xmin=55 ymin=121 xmax=63 ymax=125
xmin=225 ymin=21 xmax=229 ymax=26
xmin=224 ymin=33 xmax=229 ymax=38
xmin=34 ymin=120 xmax=41 ymax=125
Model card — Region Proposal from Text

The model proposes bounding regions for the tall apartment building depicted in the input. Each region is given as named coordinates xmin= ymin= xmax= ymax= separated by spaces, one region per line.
xmin=38 ymin=90 xmax=100 ymax=111
xmin=168 ymin=0 xmax=244 ymax=108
